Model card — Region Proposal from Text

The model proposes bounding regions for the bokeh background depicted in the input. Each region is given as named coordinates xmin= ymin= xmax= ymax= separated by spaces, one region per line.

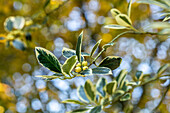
xmin=0 ymin=0 xmax=169 ymax=113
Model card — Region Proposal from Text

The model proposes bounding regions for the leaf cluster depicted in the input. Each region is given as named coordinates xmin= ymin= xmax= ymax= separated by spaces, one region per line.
xmin=35 ymin=31 xmax=122 ymax=80
xmin=62 ymin=64 xmax=169 ymax=112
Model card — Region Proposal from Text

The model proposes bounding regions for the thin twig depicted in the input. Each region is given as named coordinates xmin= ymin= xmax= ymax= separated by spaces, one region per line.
xmin=153 ymin=84 xmax=170 ymax=111
xmin=46 ymin=0 xmax=69 ymax=16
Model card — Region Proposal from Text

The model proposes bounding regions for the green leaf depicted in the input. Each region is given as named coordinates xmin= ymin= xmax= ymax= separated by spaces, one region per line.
xmin=76 ymin=31 xmax=83 ymax=62
xmin=102 ymin=42 xmax=115 ymax=49
xmin=89 ymin=106 xmax=102 ymax=113
xmin=77 ymin=85 xmax=89 ymax=103
xmin=35 ymin=75 xmax=62 ymax=80
xmin=163 ymin=15 xmax=170 ymax=22
xmin=120 ymin=93 xmax=131 ymax=101
xmin=106 ymin=80 xmax=117 ymax=95
xmin=98 ymin=56 xmax=122 ymax=70
xmin=101 ymin=97 xmax=109 ymax=106
xmin=111 ymin=90 xmax=125 ymax=102
xmin=135 ymin=71 xmax=144 ymax=80
xmin=80 ymin=69 xmax=92 ymax=76
xmin=92 ymin=67 xmax=112 ymax=75
xmin=115 ymin=14 xmax=132 ymax=27
xmin=161 ymin=13 xmax=170 ymax=17
xmin=110 ymin=8 xmax=121 ymax=17
xmin=127 ymin=0 xmax=132 ymax=18
xmin=104 ymin=24 xmax=130 ymax=29
xmin=116 ymin=69 xmax=127 ymax=89
xmin=96 ymin=77 xmax=107 ymax=97
xmin=62 ymin=55 xmax=77 ymax=75
xmin=62 ymin=99 xmax=86 ymax=105
xmin=12 ymin=39 xmax=26 ymax=50
xmin=84 ymin=80 xmax=96 ymax=102
xmin=127 ymin=81 xmax=138 ymax=86
xmin=90 ymin=39 xmax=102 ymax=57
xmin=137 ymin=0 xmax=169 ymax=9
xmin=62 ymin=47 xmax=76 ymax=58
xmin=62 ymin=47 xmax=88 ymax=60
xmin=161 ymin=13 xmax=170 ymax=22
xmin=67 ymin=108 xmax=89 ymax=113
xmin=35 ymin=47 xmax=62 ymax=73
xmin=120 ymin=81 xmax=129 ymax=92
xmin=157 ymin=64 xmax=169 ymax=76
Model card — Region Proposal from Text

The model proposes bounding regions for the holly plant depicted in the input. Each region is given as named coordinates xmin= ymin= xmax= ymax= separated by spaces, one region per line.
xmin=35 ymin=31 xmax=122 ymax=80
xmin=62 ymin=64 xmax=169 ymax=113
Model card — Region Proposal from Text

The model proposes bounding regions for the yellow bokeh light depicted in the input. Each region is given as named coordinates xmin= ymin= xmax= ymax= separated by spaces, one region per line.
xmin=0 ymin=106 xmax=5 ymax=113
xmin=102 ymin=33 xmax=112 ymax=43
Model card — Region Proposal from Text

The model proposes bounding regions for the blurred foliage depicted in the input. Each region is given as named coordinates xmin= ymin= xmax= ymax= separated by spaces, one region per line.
xmin=0 ymin=0 xmax=169 ymax=113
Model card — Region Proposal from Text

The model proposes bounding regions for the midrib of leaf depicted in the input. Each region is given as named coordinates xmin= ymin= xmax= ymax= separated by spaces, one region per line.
xmin=119 ymin=15 xmax=131 ymax=25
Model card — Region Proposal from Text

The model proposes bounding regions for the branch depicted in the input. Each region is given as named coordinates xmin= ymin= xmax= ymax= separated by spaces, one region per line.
xmin=153 ymin=84 xmax=170 ymax=111
xmin=46 ymin=0 xmax=69 ymax=16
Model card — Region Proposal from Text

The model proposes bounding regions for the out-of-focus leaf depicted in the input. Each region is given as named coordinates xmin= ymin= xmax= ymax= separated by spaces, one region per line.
xmin=89 ymin=106 xmax=102 ymax=113
xmin=102 ymin=42 xmax=115 ymax=49
xmin=62 ymin=55 xmax=77 ymax=75
xmin=110 ymin=8 xmax=121 ymax=17
xmin=76 ymin=31 xmax=83 ymax=62
xmin=92 ymin=67 xmax=112 ymax=75
xmin=137 ymin=0 xmax=169 ymax=9
xmin=106 ymin=80 xmax=117 ymax=95
xmin=13 ymin=16 xmax=25 ymax=30
xmin=62 ymin=99 xmax=86 ymax=105
xmin=84 ymin=80 xmax=96 ymax=102
xmin=127 ymin=0 xmax=132 ymax=17
xmin=150 ymin=22 xmax=170 ymax=29
xmin=25 ymin=32 xmax=32 ymax=41
xmin=96 ymin=77 xmax=107 ymax=97
xmin=35 ymin=75 xmax=62 ymax=80
xmin=4 ymin=17 xmax=14 ymax=32
xmin=44 ymin=0 xmax=50 ymax=8
xmin=161 ymin=13 xmax=170 ymax=17
xmin=157 ymin=64 xmax=169 ymax=76
xmin=135 ymin=71 xmax=144 ymax=80
xmin=24 ymin=24 xmax=42 ymax=30
xmin=0 ymin=35 xmax=6 ymax=44
xmin=67 ymin=108 xmax=89 ymax=113
xmin=35 ymin=47 xmax=62 ymax=73
xmin=115 ymin=14 xmax=132 ymax=27
xmin=116 ymin=69 xmax=127 ymax=89
xmin=77 ymin=85 xmax=89 ymax=103
xmin=163 ymin=15 xmax=170 ymax=21
xmin=80 ymin=69 xmax=92 ymax=76
xmin=12 ymin=39 xmax=26 ymax=50
xmin=98 ymin=56 xmax=122 ymax=70
xmin=90 ymin=39 xmax=102 ymax=57
xmin=104 ymin=24 xmax=130 ymax=29
xmin=120 ymin=93 xmax=131 ymax=101
xmin=159 ymin=28 xmax=170 ymax=34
